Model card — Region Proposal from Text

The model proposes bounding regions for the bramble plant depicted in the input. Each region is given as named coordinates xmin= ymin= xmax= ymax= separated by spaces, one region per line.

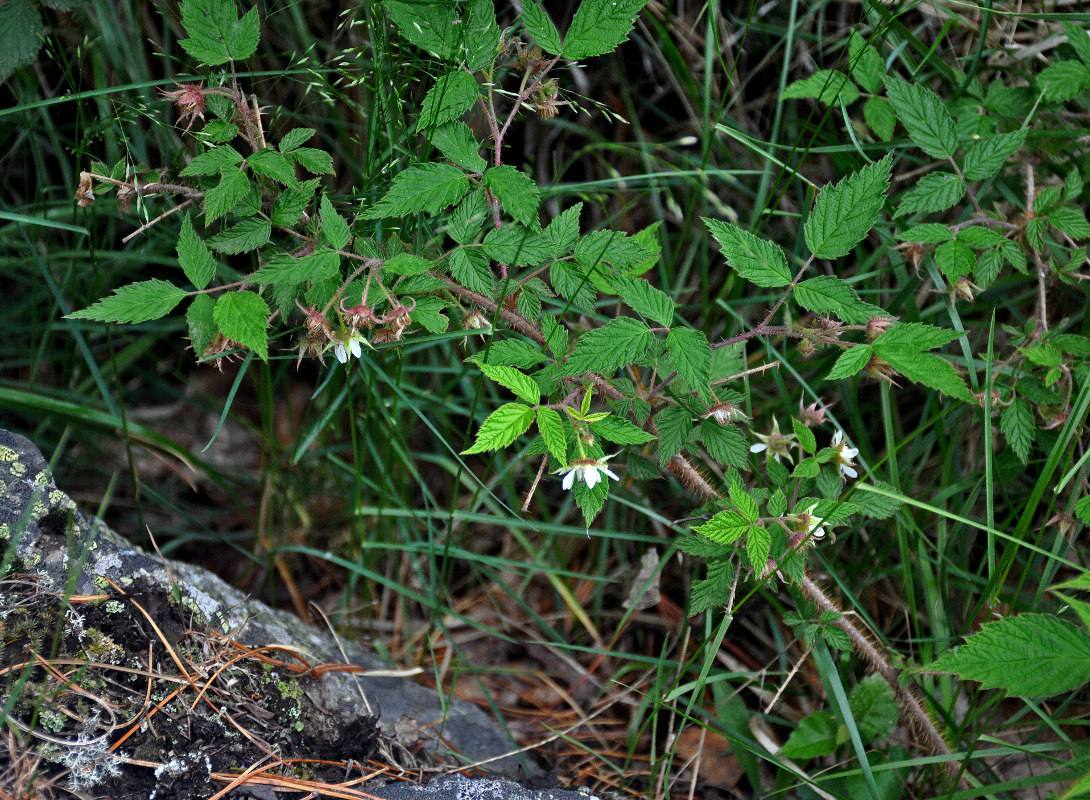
xmin=64 ymin=0 xmax=1090 ymax=792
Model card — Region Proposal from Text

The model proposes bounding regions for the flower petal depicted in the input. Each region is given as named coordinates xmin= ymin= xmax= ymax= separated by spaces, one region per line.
xmin=840 ymin=464 xmax=858 ymax=479
xmin=749 ymin=443 xmax=768 ymax=454
xmin=350 ymin=339 xmax=362 ymax=359
xmin=602 ymin=467 xmax=620 ymax=482
xmin=584 ymin=466 xmax=601 ymax=489
xmin=334 ymin=343 xmax=348 ymax=364
xmin=562 ymin=469 xmax=577 ymax=491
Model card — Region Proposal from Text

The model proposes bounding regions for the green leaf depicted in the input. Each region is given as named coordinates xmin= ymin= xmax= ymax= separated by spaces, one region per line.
xmin=180 ymin=145 xmax=244 ymax=177
xmin=383 ymin=253 xmax=434 ymax=276
xmin=729 ymin=483 xmax=760 ymax=523
xmin=894 ymin=172 xmax=965 ymax=217
xmin=199 ymin=120 xmax=239 ymax=143
xmin=855 ymin=480 xmax=903 ymax=519
xmin=930 ymin=614 xmax=1090 ymax=697
xmin=320 ymin=194 xmax=351 ymax=250
xmin=1050 ymin=205 xmax=1090 ymax=240
xmin=704 ymin=218 xmax=792 ymax=287
xmin=782 ymin=69 xmax=859 ymax=105
xmin=247 ymin=147 xmax=297 ymax=187
xmin=960 ymin=129 xmax=1027 ymax=181
xmin=448 ymin=189 xmax=489 ymax=244
xmin=563 ymin=317 xmax=652 ymax=376
xmin=213 ymin=290 xmax=269 ymax=360
xmin=292 ymin=147 xmax=335 ymax=175
xmin=461 ymin=402 xmax=535 ymax=454
xmin=883 ymin=76 xmax=958 ymax=160
xmin=695 ymin=510 xmax=750 ymax=544
xmin=484 ymin=339 xmax=548 ymax=369
xmin=177 ymin=213 xmax=216 ymax=289
xmin=550 ymin=260 xmax=597 ymax=313
xmin=0 ymin=0 xmax=43 ymax=84
xmin=689 ymin=561 xmax=736 ymax=615
xmin=780 ymin=711 xmax=839 ymax=760
xmin=536 ymin=407 xmax=567 ymax=464
xmin=589 ymin=416 xmax=655 ymax=445
xmin=522 ymin=1 xmax=562 ymax=54
xmin=897 ymin=223 xmax=954 ymax=243
xmin=877 ymin=348 xmax=971 ymax=401
xmin=957 ymin=226 xmax=1006 ymax=248
xmin=484 ymin=165 xmax=541 ymax=229
xmin=476 ymin=362 xmax=540 ymax=404
xmin=278 ymin=127 xmax=315 ymax=152
xmin=1000 ymin=398 xmax=1034 ymax=464
xmin=655 ymin=405 xmax=692 ymax=464
xmin=1063 ymin=22 xmax=1090 ymax=67
xmin=426 ymin=122 xmax=488 ymax=172
xmin=252 ymin=249 xmax=340 ymax=287
xmin=207 ymin=217 xmax=271 ymax=255
xmin=934 ymin=240 xmax=975 ymax=281
xmin=204 ymin=167 xmax=251 ymax=223
xmin=364 ymin=163 xmax=469 ymax=218
xmin=874 ymin=322 xmax=959 ymax=351
xmin=562 ymin=0 xmax=648 ymax=60
xmin=804 ymin=154 xmax=891 ymax=260
xmin=849 ymin=675 xmax=900 ymax=742
xmin=700 ymin=423 xmax=749 ymax=467
xmin=68 ymin=280 xmax=188 ymax=324
xmin=826 ymin=344 xmax=873 ymax=381
xmin=574 ymin=229 xmax=652 ymax=276
xmin=416 ymin=71 xmax=479 ymax=131
xmin=179 ymin=0 xmax=260 ymax=65
xmin=794 ymin=276 xmax=880 ymax=324
xmin=271 ymin=182 xmax=314 ymax=226
xmin=792 ymin=418 xmax=816 ymax=455
xmin=449 ymin=247 xmax=494 ymax=295
xmin=538 ymin=318 xmax=566 ymax=361
xmin=545 ymin=203 xmax=583 ymax=254
xmin=1039 ymin=60 xmax=1090 ymax=103
xmin=667 ymin=328 xmax=711 ymax=400
xmin=746 ymin=525 xmax=770 ymax=572
xmin=847 ymin=30 xmax=884 ymax=94
xmin=385 ymin=0 xmax=499 ymax=69
xmin=863 ymin=97 xmax=896 ymax=141
xmin=482 ymin=224 xmax=552 ymax=266
xmin=186 ymin=294 xmax=217 ymax=356
xmin=614 ymin=276 xmax=675 ymax=326
xmin=408 ymin=296 xmax=449 ymax=333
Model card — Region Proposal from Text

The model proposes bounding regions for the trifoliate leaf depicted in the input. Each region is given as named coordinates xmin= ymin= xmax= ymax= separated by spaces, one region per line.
xmin=589 ymin=416 xmax=655 ymax=445
xmin=704 ymin=218 xmax=792 ymax=287
xmin=177 ymin=213 xmax=216 ymax=289
xmin=416 ymin=70 xmax=479 ymax=131
xmin=278 ymin=127 xmax=315 ymax=153
xmin=897 ymin=223 xmax=954 ymax=243
xmin=252 ymin=249 xmax=340 ymax=287
xmin=180 ymin=145 xmax=244 ymax=177
xmin=270 ymin=185 xmax=312 ymax=226
xmin=536 ymin=407 xmax=567 ymax=464
xmin=1000 ymin=397 xmax=1034 ymax=464
xmin=484 ymin=339 xmax=548 ymax=369
xmin=956 ymin=226 xmax=1007 ymax=248
xmin=484 ymin=165 xmax=540 ymax=229
xmin=884 ymin=76 xmax=958 ymax=160
xmin=930 ymin=614 xmax=1090 ymax=697
xmin=476 ymin=362 xmax=540 ymax=404
xmin=365 ymin=163 xmax=469 ymax=218
xmin=894 ymin=172 xmax=965 ymax=217
xmin=873 ymin=322 xmax=959 ymax=351
xmin=794 ymin=276 xmax=881 ymax=324
xmin=779 ymin=711 xmax=839 ymax=760
xmin=1050 ymin=205 xmax=1090 ymax=240
xmin=207 ymin=217 xmax=271 ymax=255
xmin=960 ymin=129 xmax=1027 ymax=181
xmin=804 ymin=153 xmax=891 ymax=260
xmin=877 ymin=347 xmax=971 ymax=401
xmin=695 ymin=510 xmax=750 ymax=544
xmin=563 ymin=317 xmax=652 ymax=376
xmin=562 ymin=0 xmax=648 ymax=60
xmin=935 ymin=240 xmax=975 ymax=281
xmin=461 ymin=402 xmax=535 ymax=454
xmin=247 ymin=148 xmax=298 ymax=187
xmin=213 ymin=290 xmax=269 ymax=360
xmin=849 ymin=674 xmax=900 ymax=742
xmin=541 ymin=315 xmax=567 ymax=358
xmin=522 ymin=1 xmax=562 ymax=54
xmin=68 ymin=280 xmax=188 ymax=324
xmin=550 ymin=260 xmax=597 ymax=313
xmin=179 ymin=0 xmax=260 ymax=66
xmin=426 ymin=121 xmax=488 ymax=172
xmin=408 ymin=296 xmax=448 ymax=334
xmin=385 ymin=0 xmax=499 ymax=70
xmin=448 ymin=189 xmax=489 ymax=244
xmin=782 ymin=69 xmax=859 ymax=105
xmin=667 ymin=327 xmax=711 ymax=401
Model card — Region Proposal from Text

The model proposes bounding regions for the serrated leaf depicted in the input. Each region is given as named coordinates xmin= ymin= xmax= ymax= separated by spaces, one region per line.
xmin=177 ymin=213 xmax=216 ymax=289
xmin=614 ymin=276 xmax=675 ymax=326
xmin=550 ymin=260 xmax=597 ymax=313
xmin=68 ymin=280 xmax=188 ymax=324
xmin=213 ymin=290 xmax=269 ymax=360
xmin=826 ymin=344 xmax=873 ymax=381
xmin=897 ymin=223 xmax=954 ymax=243
xmin=873 ymin=322 xmax=957 ymax=351
xmin=365 ymin=163 xmax=469 ymax=218
xmin=931 ymin=614 xmax=1090 ymax=697
xmin=522 ymin=1 xmax=561 ymax=53
xmin=700 ymin=422 xmax=749 ymax=467
xmin=200 ymin=120 xmax=239 ymax=143
xmin=545 ymin=203 xmax=583 ymax=254
xmin=179 ymin=0 xmax=260 ymax=66
xmin=252 ymin=249 xmax=340 ymax=287
xmin=794 ymin=276 xmax=880 ymax=324
xmin=1050 ymin=205 xmax=1090 ymax=240
xmin=746 ymin=525 xmax=770 ymax=572
xmin=448 ymin=189 xmax=489 ymax=244
xmin=655 ymin=405 xmax=692 ymax=464
xmin=847 ymin=30 xmax=884 ymax=94
xmin=417 ymin=70 xmax=479 ymax=131
xmin=1039 ymin=60 xmax=1090 ymax=103
xmin=695 ymin=510 xmax=750 ymax=544
xmin=180 ymin=145 xmax=244 ymax=177
xmin=385 ymin=0 xmax=499 ymax=69
xmin=536 ymin=407 xmax=567 ymax=464
xmin=247 ymin=148 xmax=297 ymax=188
xmin=484 ymin=165 xmax=540 ymax=229
xmin=780 ymin=711 xmax=839 ymax=760
xmin=0 ymin=0 xmax=43 ymax=83
xmin=292 ymin=147 xmax=334 ymax=175
xmin=589 ymin=416 xmax=655 ymax=445
xmin=863 ymin=96 xmax=896 ymax=141
xmin=849 ymin=674 xmax=900 ymax=742
xmin=477 ymin=362 xmax=540 ymax=404
xmin=278 ymin=127 xmax=315 ymax=152
xmin=461 ymin=402 xmax=535 ymax=454
xmin=271 ymin=185 xmax=313 ymax=226
xmin=878 ymin=347 xmax=971 ymax=401
xmin=427 ymin=121 xmax=488 ymax=172
xmin=562 ymin=0 xmax=648 ymax=60
xmin=186 ymin=294 xmax=216 ymax=356
xmin=484 ymin=339 xmax=548 ymax=369
xmin=960 ymin=129 xmax=1027 ymax=181
xmin=449 ymin=247 xmax=494 ymax=295
xmin=792 ymin=418 xmax=816 ymax=455
xmin=894 ymin=172 xmax=965 ymax=217
xmin=1063 ymin=22 xmax=1090 ymax=67
xmin=884 ymin=76 xmax=958 ymax=160
xmin=782 ymin=69 xmax=859 ymax=105
xmin=804 ymin=153 xmax=891 ymax=259
xmin=204 ymin=167 xmax=250 ymax=222
xmin=689 ymin=561 xmax=736 ymax=615
xmin=957 ymin=226 xmax=1007 ymax=248
xmin=207 ymin=217 xmax=271 ymax=255
xmin=667 ymin=327 xmax=711 ymax=400
xmin=935 ymin=239 xmax=975 ymax=281
xmin=482 ymin=224 xmax=552 ymax=266
xmin=574 ymin=229 xmax=652 ymax=279
xmin=319 ymin=193 xmax=351 ymax=250
xmin=1001 ymin=397 xmax=1034 ymax=464
xmin=383 ymin=253 xmax=434 ymax=276
xmin=704 ymin=218 xmax=791 ymax=287
xmin=408 ymin=296 xmax=448 ymax=334
xmin=563 ymin=317 xmax=651 ymax=376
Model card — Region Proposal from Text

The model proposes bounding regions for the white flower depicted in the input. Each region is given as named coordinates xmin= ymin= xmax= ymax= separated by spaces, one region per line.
xmin=798 ymin=502 xmax=828 ymax=540
xmin=749 ymin=418 xmax=798 ymax=464
xmin=831 ymin=429 xmax=859 ymax=479
xmin=557 ymin=456 xmax=620 ymax=491
xmin=332 ymin=334 xmax=366 ymax=364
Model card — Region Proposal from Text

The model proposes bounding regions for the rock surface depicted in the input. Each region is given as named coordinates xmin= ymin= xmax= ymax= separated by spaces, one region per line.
xmin=0 ymin=428 xmax=616 ymax=800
